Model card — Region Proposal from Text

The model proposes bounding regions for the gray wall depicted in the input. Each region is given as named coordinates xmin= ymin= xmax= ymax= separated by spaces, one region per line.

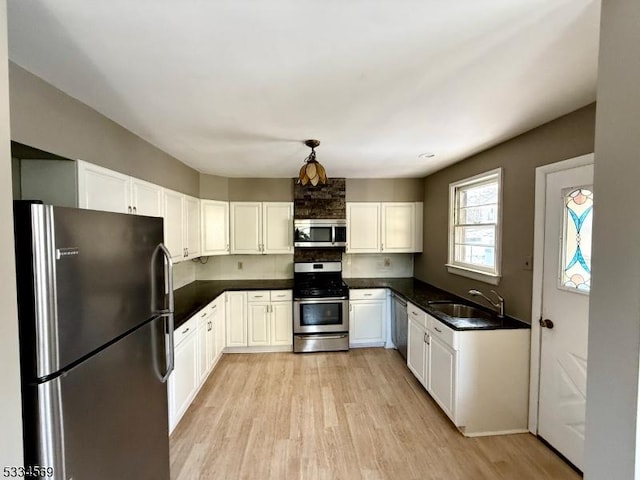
xmin=9 ymin=63 xmax=200 ymax=196
xmin=346 ymin=178 xmax=424 ymax=202
xmin=200 ymin=175 xmax=424 ymax=202
xmin=584 ymin=0 xmax=640 ymax=476
xmin=0 ymin=1 xmax=24 ymax=466
xmin=11 ymin=156 xmax=20 ymax=199
xmin=414 ymin=103 xmax=596 ymax=322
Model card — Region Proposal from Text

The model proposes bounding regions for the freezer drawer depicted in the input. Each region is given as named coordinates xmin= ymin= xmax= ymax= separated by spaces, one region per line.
xmin=24 ymin=317 xmax=170 ymax=480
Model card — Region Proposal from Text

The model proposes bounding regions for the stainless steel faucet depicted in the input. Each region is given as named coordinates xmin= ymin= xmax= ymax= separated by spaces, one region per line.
xmin=468 ymin=289 xmax=505 ymax=318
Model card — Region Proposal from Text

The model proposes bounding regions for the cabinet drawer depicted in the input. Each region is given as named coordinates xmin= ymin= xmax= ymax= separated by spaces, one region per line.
xmin=208 ymin=294 xmax=224 ymax=313
xmin=174 ymin=317 xmax=197 ymax=346
xmin=270 ymin=290 xmax=292 ymax=302
xmin=350 ymin=289 xmax=387 ymax=301
xmin=407 ymin=302 xmax=427 ymax=329
xmin=247 ymin=291 xmax=270 ymax=302
xmin=427 ymin=315 xmax=457 ymax=349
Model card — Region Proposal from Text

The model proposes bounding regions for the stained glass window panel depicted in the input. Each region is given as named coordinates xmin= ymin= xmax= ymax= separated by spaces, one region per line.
xmin=560 ymin=187 xmax=593 ymax=293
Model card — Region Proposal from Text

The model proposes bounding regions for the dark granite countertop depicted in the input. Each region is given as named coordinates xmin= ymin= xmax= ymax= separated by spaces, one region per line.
xmin=173 ymin=279 xmax=294 ymax=328
xmin=345 ymin=277 xmax=530 ymax=331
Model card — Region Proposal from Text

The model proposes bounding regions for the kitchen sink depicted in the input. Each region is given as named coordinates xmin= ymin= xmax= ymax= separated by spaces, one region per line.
xmin=428 ymin=302 xmax=494 ymax=320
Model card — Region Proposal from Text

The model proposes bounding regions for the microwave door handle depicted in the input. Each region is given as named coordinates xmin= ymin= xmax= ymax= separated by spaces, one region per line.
xmin=331 ymin=226 xmax=335 ymax=245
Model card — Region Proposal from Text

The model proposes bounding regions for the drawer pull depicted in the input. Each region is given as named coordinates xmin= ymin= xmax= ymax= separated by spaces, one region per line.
xmin=364 ymin=293 xmax=372 ymax=296
xmin=254 ymin=295 xmax=264 ymax=298
xmin=434 ymin=327 xmax=442 ymax=333
xmin=412 ymin=311 xmax=419 ymax=316
xmin=182 ymin=327 xmax=190 ymax=334
xmin=201 ymin=312 xmax=207 ymax=317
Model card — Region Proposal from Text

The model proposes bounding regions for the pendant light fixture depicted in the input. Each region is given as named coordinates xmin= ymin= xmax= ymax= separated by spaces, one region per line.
xmin=298 ymin=139 xmax=327 ymax=186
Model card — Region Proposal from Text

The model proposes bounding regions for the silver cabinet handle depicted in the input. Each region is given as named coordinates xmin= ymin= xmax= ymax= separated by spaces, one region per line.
xmin=226 ymin=243 xmax=229 ymax=251
xmin=424 ymin=332 xmax=427 ymax=343
xmin=186 ymin=247 xmax=189 ymax=257
xmin=434 ymin=327 xmax=442 ymax=333
xmin=201 ymin=312 xmax=207 ymax=318
xmin=254 ymin=295 xmax=264 ymax=298
xmin=381 ymin=243 xmax=384 ymax=251
xmin=182 ymin=327 xmax=190 ymax=334
xmin=364 ymin=293 xmax=372 ymax=297
xmin=128 ymin=206 xmax=132 ymax=213
xmin=133 ymin=206 xmax=137 ymax=214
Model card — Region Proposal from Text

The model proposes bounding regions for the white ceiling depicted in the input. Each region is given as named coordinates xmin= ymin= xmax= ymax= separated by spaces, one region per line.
xmin=7 ymin=1 xmax=600 ymax=178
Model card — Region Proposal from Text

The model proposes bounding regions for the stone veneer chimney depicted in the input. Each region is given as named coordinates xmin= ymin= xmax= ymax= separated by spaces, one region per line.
xmin=293 ymin=178 xmax=346 ymax=262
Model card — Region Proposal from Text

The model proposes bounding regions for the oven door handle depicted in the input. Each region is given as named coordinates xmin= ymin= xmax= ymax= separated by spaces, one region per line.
xmin=296 ymin=334 xmax=348 ymax=340
xmin=294 ymin=297 xmax=348 ymax=302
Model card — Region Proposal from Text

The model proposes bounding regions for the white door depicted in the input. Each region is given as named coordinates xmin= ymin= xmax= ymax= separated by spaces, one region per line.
xmin=77 ymin=161 xmax=130 ymax=213
xmin=131 ymin=178 xmax=163 ymax=217
xmin=184 ymin=195 xmax=201 ymax=259
xmin=201 ymin=200 xmax=229 ymax=255
xmin=349 ymin=301 xmax=386 ymax=346
xmin=230 ymin=202 xmax=262 ymax=254
xmin=381 ymin=202 xmax=415 ymax=253
xmin=262 ymin=202 xmax=293 ymax=254
xmin=247 ymin=302 xmax=270 ymax=346
xmin=226 ymin=291 xmax=247 ymax=347
xmin=538 ymin=164 xmax=594 ymax=470
xmin=407 ymin=318 xmax=427 ymax=386
xmin=271 ymin=301 xmax=293 ymax=346
xmin=346 ymin=202 xmax=380 ymax=253
xmin=428 ymin=335 xmax=456 ymax=420
xmin=163 ymin=190 xmax=184 ymax=261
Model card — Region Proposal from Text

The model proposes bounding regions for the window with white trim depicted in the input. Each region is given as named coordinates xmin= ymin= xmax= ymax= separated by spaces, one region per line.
xmin=447 ymin=168 xmax=502 ymax=284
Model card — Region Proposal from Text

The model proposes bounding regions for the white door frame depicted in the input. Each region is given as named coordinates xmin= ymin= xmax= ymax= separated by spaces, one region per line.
xmin=528 ymin=153 xmax=595 ymax=433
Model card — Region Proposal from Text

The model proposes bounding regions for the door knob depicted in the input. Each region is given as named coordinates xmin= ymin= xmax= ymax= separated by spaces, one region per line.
xmin=539 ymin=318 xmax=554 ymax=329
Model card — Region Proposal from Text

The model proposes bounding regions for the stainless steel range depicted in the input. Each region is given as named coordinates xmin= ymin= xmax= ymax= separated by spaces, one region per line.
xmin=293 ymin=262 xmax=349 ymax=353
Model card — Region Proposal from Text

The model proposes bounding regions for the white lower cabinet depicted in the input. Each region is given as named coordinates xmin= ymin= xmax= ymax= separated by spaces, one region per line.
xmin=168 ymin=317 xmax=198 ymax=433
xmin=168 ymin=294 xmax=226 ymax=434
xmin=226 ymin=290 xmax=293 ymax=351
xmin=405 ymin=301 xmax=530 ymax=437
xmin=349 ymin=289 xmax=387 ymax=347
xmin=407 ymin=317 xmax=428 ymax=386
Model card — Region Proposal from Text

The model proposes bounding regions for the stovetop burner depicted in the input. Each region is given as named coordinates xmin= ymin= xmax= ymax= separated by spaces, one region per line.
xmin=293 ymin=262 xmax=348 ymax=299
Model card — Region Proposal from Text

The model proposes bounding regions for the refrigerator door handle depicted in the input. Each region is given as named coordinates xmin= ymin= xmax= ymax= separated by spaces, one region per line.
xmin=155 ymin=243 xmax=175 ymax=382
xmin=159 ymin=312 xmax=175 ymax=382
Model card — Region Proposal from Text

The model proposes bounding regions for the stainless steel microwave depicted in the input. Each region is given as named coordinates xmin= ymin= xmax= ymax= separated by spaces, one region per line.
xmin=294 ymin=219 xmax=347 ymax=247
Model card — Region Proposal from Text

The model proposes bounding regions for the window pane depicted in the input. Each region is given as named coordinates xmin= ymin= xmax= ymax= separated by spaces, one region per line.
xmin=454 ymin=225 xmax=495 ymax=247
xmin=455 ymin=245 xmax=495 ymax=268
xmin=561 ymin=187 xmax=593 ymax=293
xmin=458 ymin=205 xmax=498 ymax=224
xmin=459 ymin=182 xmax=498 ymax=208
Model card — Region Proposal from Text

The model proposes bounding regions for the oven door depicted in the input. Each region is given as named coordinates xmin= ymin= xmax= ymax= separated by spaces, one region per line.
xmin=294 ymin=298 xmax=349 ymax=334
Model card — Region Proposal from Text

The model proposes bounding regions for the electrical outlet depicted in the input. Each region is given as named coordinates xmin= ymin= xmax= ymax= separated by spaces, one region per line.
xmin=237 ymin=261 xmax=243 ymax=270
xmin=383 ymin=257 xmax=391 ymax=267
xmin=523 ymin=255 xmax=533 ymax=271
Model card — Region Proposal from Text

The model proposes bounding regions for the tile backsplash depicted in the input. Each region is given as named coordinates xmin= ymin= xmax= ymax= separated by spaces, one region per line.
xmin=196 ymin=254 xmax=294 ymax=280
xmin=341 ymin=253 xmax=413 ymax=278
xmin=173 ymin=261 xmax=197 ymax=289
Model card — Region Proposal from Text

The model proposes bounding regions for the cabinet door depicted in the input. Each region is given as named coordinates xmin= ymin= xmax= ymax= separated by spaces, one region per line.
xmin=184 ymin=195 xmax=201 ymax=259
xmin=196 ymin=319 xmax=208 ymax=385
xmin=262 ymin=202 xmax=293 ymax=254
xmin=271 ymin=301 xmax=292 ymax=346
xmin=163 ymin=190 xmax=185 ymax=261
xmin=230 ymin=202 xmax=262 ymax=254
xmin=428 ymin=335 xmax=456 ymax=420
xmin=168 ymin=331 xmax=197 ymax=432
xmin=225 ymin=291 xmax=247 ymax=347
xmin=77 ymin=161 xmax=130 ymax=214
xmin=248 ymin=302 xmax=270 ymax=346
xmin=206 ymin=316 xmax=215 ymax=373
xmin=346 ymin=203 xmax=380 ymax=253
xmin=381 ymin=202 xmax=415 ymax=253
xmin=201 ymin=200 xmax=229 ymax=255
xmin=213 ymin=297 xmax=226 ymax=360
xmin=349 ymin=300 xmax=386 ymax=346
xmin=407 ymin=318 xmax=428 ymax=387
xmin=131 ymin=178 xmax=163 ymax=217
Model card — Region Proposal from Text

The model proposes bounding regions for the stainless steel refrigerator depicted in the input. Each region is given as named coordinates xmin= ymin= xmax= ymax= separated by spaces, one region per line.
xmin=13 ymin=201 xmax=175 ymax=480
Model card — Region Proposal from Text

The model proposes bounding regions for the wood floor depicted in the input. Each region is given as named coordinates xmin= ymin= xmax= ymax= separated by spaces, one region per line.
xmin=170 ymin=348 xmax=580 ymax=480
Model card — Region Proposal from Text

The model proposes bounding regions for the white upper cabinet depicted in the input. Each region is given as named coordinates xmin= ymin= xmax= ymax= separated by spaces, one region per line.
xmin=78 ymin=160 xmax=131 ymax=214
xmin=130 ymin=177 xmax=163 ymax=217
xmin=262 ymin=202 xmax=293 ymax=254
xmin=346 ymin=203 xmax=380 ymax=253
xmin=201 ymin=200 xmax=230 ymax=256
xmin=78 ymin=161 xmax=165 ymax=217
xmin=230 ymin=202 xmax=293 ymax=255
xmin=163 ymin=190 xmax=200 ymax=262
xmin=230 ymin=202 xmax=262 ymax=254
xmin=163 ymin=190 xmax=185 ymax=262
xmin=184 ymin=195 xmax=201 ymax=260
xmin=347 ymin=202 xmax=423 ymax=253
xmin=381 ymin=202 xmax=415 ymax=253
